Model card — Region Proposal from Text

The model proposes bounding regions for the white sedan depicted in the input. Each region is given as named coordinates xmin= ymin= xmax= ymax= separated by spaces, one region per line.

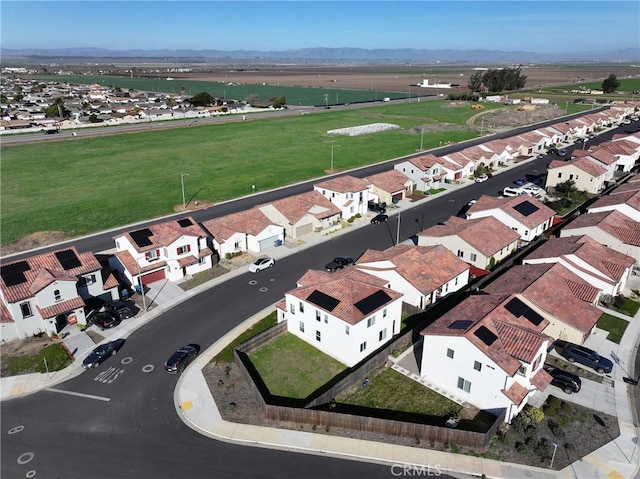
xmin=248 ymin=256 xmax=275 ymax=273
xmin=475 ymin=174 xmax=489 ymax=183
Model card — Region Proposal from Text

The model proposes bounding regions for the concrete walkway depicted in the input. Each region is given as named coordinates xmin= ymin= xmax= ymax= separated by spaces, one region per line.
xmin=2 ymin=152 xmax=640 ymax=479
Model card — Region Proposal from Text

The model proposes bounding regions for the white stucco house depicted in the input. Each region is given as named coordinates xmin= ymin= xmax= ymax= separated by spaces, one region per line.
xmin=354 ymin=244 xmax=470 ymax=309
xmin=313 ymin=175 xmax=372 ymax=219
xmin=111 ymin=216 xmax=214 ymax=287
xmin=545 ymin=158 xmax=608 ymax=194
xmin=394 ymin=154 xmax=444 ymax=191
xmin=0 ymin=247 xmax=120 ymax=342
xmin=523 ymin=235 xmax=636 ymax=297
xmin=420 ymin=293 xmax=552 ymax=423
xmin=587 ymin=188 xmax=640 ymax=222
xmin=202 ymin=208 xmax=285 ymax=257
xmin=466 ymin=195 xmax=555 ymax=243
xmin=276 ymin=268 xmax=403 ymax=367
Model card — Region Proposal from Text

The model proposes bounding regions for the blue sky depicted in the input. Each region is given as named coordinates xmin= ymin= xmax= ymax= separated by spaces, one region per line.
xmin=2 ymin=1 xmax=638 ymax=53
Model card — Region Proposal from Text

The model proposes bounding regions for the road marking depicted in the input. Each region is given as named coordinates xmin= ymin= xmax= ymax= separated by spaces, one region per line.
xmin=46 ymin=388 xmax=110 ymax=402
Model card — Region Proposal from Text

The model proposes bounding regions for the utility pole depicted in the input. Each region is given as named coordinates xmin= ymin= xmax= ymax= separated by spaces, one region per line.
xmin=396 ymin=211 xmax=401 ymax=245
xmin=331 ymin=145 xmax=340 ymax=172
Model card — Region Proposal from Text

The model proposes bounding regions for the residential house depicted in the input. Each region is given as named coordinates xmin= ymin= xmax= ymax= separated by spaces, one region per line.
xmin=598 ymin=140 xmax=640 ymax=173
xmin=484 ymin=263 xmax=604 ymax=344
xmin=459 ymin=144 xmax=501 ymax=170
xmin=276 ymin=269 xmax=403 ymax=367
xmin=111 ymin=216 xmax=214 ymax=287
xmin=513 ymin=130 xmax=550 ymax=156
xmin=202 ymin=208 xmax=285 ymax=257
xmin=420 ymin=293 xmax=552 ymax=423
xmin=482 ymin=138 xmax=518 ymax=165
xmin=354 ymin=244 xmax=470 ymax=309
xmin=363 ymin=169 xmax=415 ymax=205
xmin=466 ymin=195 xmax=555 ymax=243
xmin=587 ymin=189 xmax=640 ymax=221
xmin=258 ymin=190 xmax=342 ymax=239
xmin=560 ymin=209 xmax=640 ymax=258
xmin=545 ymin=158 xmax=607 ymax=194
xmin=523 ymin=235 xmax=635 ymax=297
xmin=572 ymin=148 xmax=619 ymax=181
xmin=437 ymin=151 xmax=475 ymax=181
xmin=314 ymin=175 xmax=372 ymax=219
xmin=417 ymin=216 xmax=520 ymax=270
xmin=394 ymin=154 xmax=444 ymax=191
xmin=0 ymin=247 xmax=120 ymax=342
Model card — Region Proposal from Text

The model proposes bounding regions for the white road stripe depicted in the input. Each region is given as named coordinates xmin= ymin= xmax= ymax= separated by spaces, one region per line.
xmin=46 ymin=388 xmax=111 ymax=402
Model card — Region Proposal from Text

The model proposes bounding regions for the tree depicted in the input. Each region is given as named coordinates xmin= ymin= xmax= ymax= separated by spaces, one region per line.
xmin=53 ymin=97 xmax=66 ymax=118
xmin=189 ymin=92 xmax=214 ymax=107
xmin=468 ymin=71 xmax=483 ymax=92
xmin=602 ymin=74 xmax=620 ymax=94
xmin=166 ymin=97 xmax=177 ymax=109
xmin=270 ymin=96 xmax=287 ymax=109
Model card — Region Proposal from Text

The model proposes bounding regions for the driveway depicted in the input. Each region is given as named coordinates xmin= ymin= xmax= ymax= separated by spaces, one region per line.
xmin=144 ymin=279 xmax=185 ymax=308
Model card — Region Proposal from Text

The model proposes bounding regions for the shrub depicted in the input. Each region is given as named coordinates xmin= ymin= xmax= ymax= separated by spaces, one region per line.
xmin=548 ymin=419 xmax=565 ymax=437
xmin=543 ymin=396 xmax=562 ymax=416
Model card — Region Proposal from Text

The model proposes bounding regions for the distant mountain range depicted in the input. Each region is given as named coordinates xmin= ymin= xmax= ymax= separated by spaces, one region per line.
xmin=1 ymin=47 xmax=638 ymax=64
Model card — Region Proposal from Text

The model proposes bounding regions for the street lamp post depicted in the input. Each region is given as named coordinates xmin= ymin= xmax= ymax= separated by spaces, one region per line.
xmin=136 ymin=262 xmax=147 ymax=313
xmin=181 ymin=173 xmax=189 ymax=210
xmin=550 ymin=442 xmax=560 ymax=468
xmin=331 ymin=145 xmax=340 ymax=172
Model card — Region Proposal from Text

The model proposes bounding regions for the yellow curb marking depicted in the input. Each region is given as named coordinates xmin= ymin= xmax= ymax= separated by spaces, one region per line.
xmin=607 ymin=472 xmax=624 ymax=479
xmin=181 ymin=400 xmax=193 ymax=411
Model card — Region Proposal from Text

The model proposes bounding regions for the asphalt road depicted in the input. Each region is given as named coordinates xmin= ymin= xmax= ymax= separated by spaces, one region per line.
xmin=1 ymin=110 xmax=628 ymax=479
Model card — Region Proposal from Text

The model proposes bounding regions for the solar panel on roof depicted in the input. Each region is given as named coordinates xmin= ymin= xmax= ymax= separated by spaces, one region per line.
xmin=474 ymin=325 xmax=498 ymax=346
xmin=504 ymin=297 xmax=544 ymax=326
xmin=1 ymin=261 xmax=30 ymax=286
xmin=177 ymin=218 xmax=193 ymax=227
xmin=513 ymin=200 xmax=539 ymax=217
xmin=307 ymin=290 xmax=340 ymax=312
xmin=55 ymin=249 xmax=82 ymax=270
xmin=354 ymin=290 xmax=392 ymax=315
xmin=449 ymin=320 xmax=473 ymax=330
xmin=130 ymin=228 xmax=154 ymax=248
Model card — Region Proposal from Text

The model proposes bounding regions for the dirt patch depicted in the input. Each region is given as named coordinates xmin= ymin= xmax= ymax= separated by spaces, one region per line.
xmin=172 ymin=200 xmax=215 ymax=213
xmin=475 ymin=104 xmax=566 ymax=129
xmin=0 ymin=336 xmax=60 ymax=377
xmin=2 ymin=231 xmax=74 ymax=256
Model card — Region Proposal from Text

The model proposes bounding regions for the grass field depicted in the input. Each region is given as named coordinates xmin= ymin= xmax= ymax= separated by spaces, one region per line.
xmin=1 ymin=99 xmax=511 ymax=246
xmin=596 ymin=313 xmax=629 ymax=345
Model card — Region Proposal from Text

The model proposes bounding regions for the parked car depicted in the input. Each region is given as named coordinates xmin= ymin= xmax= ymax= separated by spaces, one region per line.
xmin=543 ymin=364 xmax=581 ymax=394
xmin=554 ymin=340 xmax=613 ymax=374
xmin=514 ymin=178 xmax=527 ymax=186
xmin=248 ymin=256 xmax=275 ymax=273
xmin=502 ymin=186 xmax=526 ymax=197
xmin=368 ymin=202 xmax=387 ymax=214
xmin=467 ymin=199 xmax=478 ymax=207
xmin=325 ymin=256 xmax=354 ymax=272
xmin=82 ymin=339 xmax=126 ymax=369
xmin=89 ymin=311 xmax=121 ymax=330
xmin=558 ymin=149 xmax=568 ymax=157
xmin=164 ymin=344 xmax=200 ymax=374
xmin=521 ymin=185 xmax=540 ymax=196
xmin=536 ymin=153 xmax=546 ymax=159
xmin=548 ymin=147 xmax=559 ymax=155
xmin=370 ymin=214 xmax=389 ymax=224
xmin=105 ymin=300 xmax=135 ymax=320
xmin=475 ymin=174 xmax=489 ymax=183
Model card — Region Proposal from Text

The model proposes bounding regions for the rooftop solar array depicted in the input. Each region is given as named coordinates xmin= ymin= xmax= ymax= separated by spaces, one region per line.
xmin=449 ymin=320 xmax=473 ymax=330
xmin=474 ymin=325 xmax=498 ymax=346
xmin=1 ymin=261 xmax=31 ymax=286
xmin=307 ymin=290 xmax=340 ymax=312
xmin=512 ymin=200 xmax=539 ymax=217
xmin=177 ymin=218 xmax=193 ymax=227
xmin=354 ymin=290 xmax=391 ymax=315
xmin=504 ymin=297 xmax=544 ymax=326
xmin=130 ymin=228 xmax=154 ymax=248
xmin=55 ymin=249 xmax=82 ymax=270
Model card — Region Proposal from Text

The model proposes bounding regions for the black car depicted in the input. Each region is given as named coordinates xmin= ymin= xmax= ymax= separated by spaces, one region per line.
xmin=105 ymin=300 xmax=135 ymax=320
xmin=82 ymin=339 xmax=126 ymax=369
xmin=325 ymin=256 xmax=354 ymax=272
xmin=554 ymin=340 xmax=613 ymax=374
xmin=164 ymin=344 xmax=200 ymax=374
xmin=370 ymin=214 xmax=389 ymax=224
xmin=89 ymin=311 xmax=121 ymax=330
xmin=368 ymin=202 xmax=387 ymax=214
xmin=543 ymin=364 xmax=581 ymax=394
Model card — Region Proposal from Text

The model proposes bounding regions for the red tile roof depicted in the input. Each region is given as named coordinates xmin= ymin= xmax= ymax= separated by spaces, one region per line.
xmin=262 ymin=191 xmax=341 ymax=225
xmin=202 ymin=208 xmax=278 ymax=241
xmin=548 ymin=157 xmax=608 ymax=177
xmin=589 ymin=189 xmax=640 ymax=212
xmin=531 ymin=368 xmax=553 ymax=391
xmin=564 ymin=210 xmax=640 ymax=246
xmin=468 ymin=195 xmax=555 ymax=229
xmin=314 ymin=175 xmax=370 ymax=193
xmin=118 ymin=216 xmax=208 ymax=252
xmin=365 ymin=169 xmax=413 ymax=194
xmin=502 ymin=381 xmax=528 ymax=406
xmin=38 ymin=296 xmax=86 ymax=319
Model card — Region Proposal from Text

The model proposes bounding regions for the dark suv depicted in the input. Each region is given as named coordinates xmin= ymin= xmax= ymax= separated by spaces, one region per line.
xmin=543 ymin=364 xmax=581 ymax=394
xmin=90 ymin=311 xmax=121 ymax=330
xmin=164 ymin=344 xmax=200 ymax=374
xmin=554 ymin=340 xmax=613 ymax=374
xmin=325 ymin=256 xmax=354 ymax=272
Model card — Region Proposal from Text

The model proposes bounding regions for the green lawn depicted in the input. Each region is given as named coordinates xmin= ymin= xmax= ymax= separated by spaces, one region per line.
xmin=1 ymin=343 xmax=72 ymax=377
xmin=214 ymin=312 xmax=278 ymax=363
xmin=1 ymin=100 xmax=497 ymax=246
xmin=597 ymin=313 xmax=630 ymax=344
xmin=337 ymin=368 xmax=461 ymax=417
xmin=248 ymin=332 xmax=347 ymax=399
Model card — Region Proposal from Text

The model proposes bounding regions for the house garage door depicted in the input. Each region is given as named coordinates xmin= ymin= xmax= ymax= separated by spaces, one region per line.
xmin=294 ymin=223 xmax=313 ymax=237
xmin=141 ymin=269 xmax=165 ymax=285
xmin=258 ymin=235 xmax=280 ymax=250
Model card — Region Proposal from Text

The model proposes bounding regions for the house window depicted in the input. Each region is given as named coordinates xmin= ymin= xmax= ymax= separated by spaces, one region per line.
xmin=290 ymin=303 xmax=295 ymax=315
xmin=299 ymin=302 xmax=304 ymax=313
xmin=54 ymin=289 xmax=62 ymax=302
xmin=469 ymin=253 xmax=477 ymax=262
xmin=176 ymin=244 xmax=191 ymax=255
xmin=316 ymin=310 xmax=321 ymax=322
xmin=383 ymin=308 xmax=387 ymax=318
xmin=79 ymin=274 xmax=96 ymax=286
xmin=557 ymin=172 xmax=562 ymax=179
xmin=360 ymin=341 xmax=367 ymax=352
xmin=345 ymin=325 xmax=350 ymax=335
xmin=324 ymin=314 xmax=328 ymax=324
xmin=379 ymin=328 xmax=387 ymax=341
xmin=234 ymin=241 xmax=242 ymax=250
xmin=316 ymin=330 xmax=321 ymax=342
xmin=457 ymin=250 xmax=464 ymax=258
xmin=299 ymin=321 xmax=305 ymax=333
xmin=367 ymin=316 xmax=375 ymax=328
xmin=198 ymin=257 xmax=207 ymax=265
xmin=532 ymin=355 xmax=541 ymax=371
xmin=517 ymin=365 xmax=527 ymax=376
xmin=474 ymin=361 xmax=482 ymax=372
xmin=457 ymin=377 xmax=472 ymax=393
xmin=145 ymin=249 xmax=160 ymax=261
xmin=446 ymin=348 xmax=454 ymax=359
xmin=20 ymin=302 xmax=33 ymax=318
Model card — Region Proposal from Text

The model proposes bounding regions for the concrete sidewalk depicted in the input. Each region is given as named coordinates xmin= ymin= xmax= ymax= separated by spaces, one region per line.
xmin=3 ymin=153 xmax=640 ymax=478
